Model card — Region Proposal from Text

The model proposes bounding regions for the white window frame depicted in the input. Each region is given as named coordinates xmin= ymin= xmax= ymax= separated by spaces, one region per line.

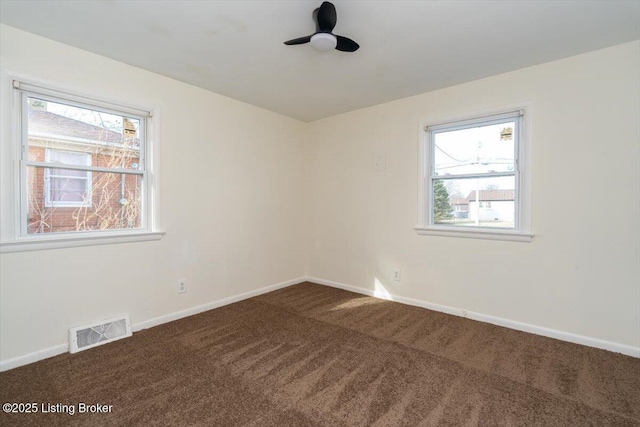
xmin=44 ymin=148 xmax=93 ymax=208
xmin=416 ymin=108 xmax=532 ymax=242
xmin=0 ymin=76 xmax=163 ymax=253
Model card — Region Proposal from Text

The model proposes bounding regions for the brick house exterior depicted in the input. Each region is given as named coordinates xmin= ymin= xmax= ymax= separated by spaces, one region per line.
xmin=27 ymin=108 xmax=141 ymax=234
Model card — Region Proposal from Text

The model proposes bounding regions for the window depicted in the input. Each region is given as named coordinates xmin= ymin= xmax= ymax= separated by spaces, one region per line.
xmin=417 ymin=110 xmax=531 ymax=242
xmin=0 ymin=79 xmax=162 ymax=252
xmin=45 ymin=149 xmax=92 ymax=207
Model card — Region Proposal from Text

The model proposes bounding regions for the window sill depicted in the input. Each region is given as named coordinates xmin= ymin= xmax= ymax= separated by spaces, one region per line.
xmin=0 ymin=230 xmax=165 ymax=253
xmin=415 ymin=226 xmax=533 ymax=242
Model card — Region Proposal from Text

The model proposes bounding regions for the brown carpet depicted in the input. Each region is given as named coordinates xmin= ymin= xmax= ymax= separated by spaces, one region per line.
xmin=1 ymin=282 xmax=639 ymax=426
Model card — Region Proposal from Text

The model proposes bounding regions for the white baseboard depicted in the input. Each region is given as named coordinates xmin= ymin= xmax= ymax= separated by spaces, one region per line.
xmin=0 ymin=276 xmax=306 ymax=372
xmin=0 ymin=344 xmax=69 ymax=372
xmin=3 ymin=275 xmax=636 ymax=371
xmin=132 ymin=276 xmax=306 ymax=332
xmin=305 ymin=276 xmax=640 ymax=359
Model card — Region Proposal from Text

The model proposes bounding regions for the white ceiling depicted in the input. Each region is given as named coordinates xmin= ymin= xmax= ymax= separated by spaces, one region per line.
xmin=1 ymin=1 xmax=638 ymax=122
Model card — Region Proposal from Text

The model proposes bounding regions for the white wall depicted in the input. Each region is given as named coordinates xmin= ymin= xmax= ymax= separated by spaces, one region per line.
xmin=1 ymin=25 xmax=638 ymax=365
xmin=0 ymin=25 xmax=307 ymax=362
xmin=307 ymin=41 xmax=640 ymax=349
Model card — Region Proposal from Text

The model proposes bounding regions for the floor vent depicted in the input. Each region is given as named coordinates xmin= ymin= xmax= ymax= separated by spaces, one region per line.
xmin=69 ymin=314 xmax=132 ymax=353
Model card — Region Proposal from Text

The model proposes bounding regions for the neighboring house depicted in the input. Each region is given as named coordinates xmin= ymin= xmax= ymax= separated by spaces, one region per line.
xmin=27 ymin=102 xmax=140 ymax=234
xmin=465 ymin=189 xmax=515 ymax=222
xmin=449 ymin=197 xmax=469 ymax=219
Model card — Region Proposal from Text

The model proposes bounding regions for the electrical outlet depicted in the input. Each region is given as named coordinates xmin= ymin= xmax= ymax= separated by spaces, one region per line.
xmin=176 ymin=279 xmax=187 ymax=294
xmin=374 ymin=154 xmax=387 ymax=174
xmin=392 ymin=269 xmax=401 ymax=282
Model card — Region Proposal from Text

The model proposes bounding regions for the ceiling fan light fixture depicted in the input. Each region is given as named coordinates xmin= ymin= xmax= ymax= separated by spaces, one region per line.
xmin=284 ymin=2 xmax=359 ymax=53
xmin=310 ymin=33 xmax=337 ymax=52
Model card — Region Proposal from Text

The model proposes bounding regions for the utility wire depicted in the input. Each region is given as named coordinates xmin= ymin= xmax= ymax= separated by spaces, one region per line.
xmin=435 ymin=161 xmax=514 ymax=171
xmin=434 ymin=144 xmax=468 ymax=163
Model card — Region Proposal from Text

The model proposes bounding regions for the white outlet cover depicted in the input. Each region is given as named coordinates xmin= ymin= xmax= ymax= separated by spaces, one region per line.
xmin=373 ymin=152 xmax=388 ymax=175
xmin=393 ymin=269 xmax=401 ymax=282
xmin=176 ymin=279 xmax=187 ymax=294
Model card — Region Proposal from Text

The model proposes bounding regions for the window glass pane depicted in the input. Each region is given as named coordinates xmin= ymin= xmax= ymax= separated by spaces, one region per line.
xmin=48 ymin=149 xmax=89 ymax=165
xmin=433 ymin=176 xmax=515 ymax=228
xmin=27 ymin=166 xmax=142 ymax=234
xmin=49 ymin=176 xmax=88 ymax=203
xmin=434 ymin=121 xmax=515 ymax=176
xmin=27 ymin=97 xmax=141 ymax=170
xmin=44 ymin=149 xmax=91 ymax=204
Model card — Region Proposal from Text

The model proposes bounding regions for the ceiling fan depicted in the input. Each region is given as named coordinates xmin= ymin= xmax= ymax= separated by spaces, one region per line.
xmin=284 ymin=1 xmax=360 ymax=53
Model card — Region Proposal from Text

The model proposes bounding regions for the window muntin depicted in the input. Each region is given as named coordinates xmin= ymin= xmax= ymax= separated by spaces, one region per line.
xmin=424 ymin=111 xmax=524 ymax=233
xmin=18 ymin=87 xmax=149 ymax=237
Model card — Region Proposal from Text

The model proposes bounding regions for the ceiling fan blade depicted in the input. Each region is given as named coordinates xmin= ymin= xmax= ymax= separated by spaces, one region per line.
xmin=335 ymin=35 xmax=359 ymax=52
xmin=313 ymin=8 xmax=321 ymax=33
xmin=284 ymin=35 xmax=312 ymax=45
xmin=317 ymin=1 xmax=337 ymax=32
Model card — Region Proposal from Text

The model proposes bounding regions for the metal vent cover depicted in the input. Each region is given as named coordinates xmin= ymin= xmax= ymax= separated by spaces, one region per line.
xmin=69 ymin=314 xmax=132 ymax=353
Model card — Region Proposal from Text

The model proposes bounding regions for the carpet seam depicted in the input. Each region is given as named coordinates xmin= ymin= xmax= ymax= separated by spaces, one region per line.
xmin=251 ymin=288 xmax=639 ymax=423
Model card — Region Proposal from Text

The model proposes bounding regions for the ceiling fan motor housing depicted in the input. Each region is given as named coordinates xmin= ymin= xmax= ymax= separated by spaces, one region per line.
xmin=311 ymin=33 xmax=337 ymax=51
